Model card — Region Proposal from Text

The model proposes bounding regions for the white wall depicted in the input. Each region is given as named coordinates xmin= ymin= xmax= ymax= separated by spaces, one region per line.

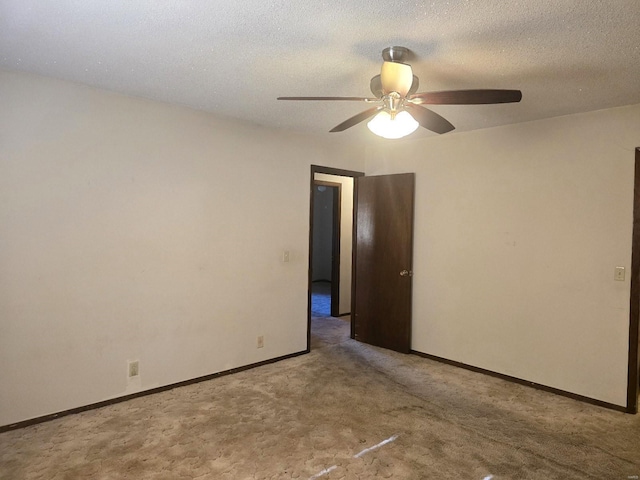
xmin=315 ymin=174 xmax=354 ymax=315
xmin=0 ymin=70 xmax=364 ymax=426
xmin=365 ymin=104 xmax=640 ymax=406
xmin=2 ymin=69 xmax=637 ymax=424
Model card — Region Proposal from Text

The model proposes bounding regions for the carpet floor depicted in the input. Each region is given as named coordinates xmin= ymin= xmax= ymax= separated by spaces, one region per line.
xmin=1 ymin=315 xmax=639 ymax=479
xmin=311 ymin=281 xmax=331 ymax=317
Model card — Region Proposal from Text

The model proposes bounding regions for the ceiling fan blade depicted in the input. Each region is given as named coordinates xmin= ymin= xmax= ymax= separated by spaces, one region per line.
xmin=278 ymin=96 xmax=376 ymax=101
xmin=330 ymin=107 xmax=383 ymax=132
xmin=380 ymin=61 xmax=413 ymax=96
xmin=409 ymin=89 xmax=522 ymax=105
xmin=404 ymin=104 xmax=455 ymax=134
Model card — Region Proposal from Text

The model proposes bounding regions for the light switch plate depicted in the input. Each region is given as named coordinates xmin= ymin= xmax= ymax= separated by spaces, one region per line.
xmin=614 ymin=266 xmax=625 ymax=281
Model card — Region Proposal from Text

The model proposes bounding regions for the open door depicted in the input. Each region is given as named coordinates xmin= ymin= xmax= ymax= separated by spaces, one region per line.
xmin=352 ymin=173 xmax=415 ymax=353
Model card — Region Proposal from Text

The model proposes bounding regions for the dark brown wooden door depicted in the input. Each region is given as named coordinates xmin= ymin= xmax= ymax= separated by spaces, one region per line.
xmin=352 ymin=173 xmax=415 ymax=353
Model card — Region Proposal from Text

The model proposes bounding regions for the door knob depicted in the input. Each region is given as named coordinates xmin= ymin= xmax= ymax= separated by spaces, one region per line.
xmin=400 ymin=270 xmax=412 ymax=277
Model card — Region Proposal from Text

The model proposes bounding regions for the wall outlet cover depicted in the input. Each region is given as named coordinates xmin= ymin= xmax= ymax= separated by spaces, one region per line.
xmin=128 ymin=360 xmax=139 ymax=378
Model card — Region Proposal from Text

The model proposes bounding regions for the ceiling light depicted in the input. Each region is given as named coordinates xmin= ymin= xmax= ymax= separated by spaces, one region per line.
xmin=367 ymin=110 xmax=419 ymax=139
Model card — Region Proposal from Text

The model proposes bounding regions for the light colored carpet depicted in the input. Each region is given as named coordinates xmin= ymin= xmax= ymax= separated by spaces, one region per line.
xmin=1 ymin=315 xmax=639 ymax=479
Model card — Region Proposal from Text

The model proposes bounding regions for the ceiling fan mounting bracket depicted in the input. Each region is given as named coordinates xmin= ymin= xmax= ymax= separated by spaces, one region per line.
xmin=382 ymin=46 xmax=410 ymax=63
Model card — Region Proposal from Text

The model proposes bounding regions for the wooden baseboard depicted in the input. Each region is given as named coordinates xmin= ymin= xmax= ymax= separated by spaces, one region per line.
xmin=0 ymin=350 xmax=308 ymax=433
xmin=411 ymin=350 xmax=630 ymax=414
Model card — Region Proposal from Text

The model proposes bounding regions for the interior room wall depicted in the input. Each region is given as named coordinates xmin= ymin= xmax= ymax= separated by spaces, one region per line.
xmin=314 ymin=174 xmax=354 ymax=315
xmin=311 ymin=186 xmax=333 ymax=281
xmin=364 ymin=103 xmax=640 ymax=406
xmin=0 ymin=70 xmax=364 ymax=426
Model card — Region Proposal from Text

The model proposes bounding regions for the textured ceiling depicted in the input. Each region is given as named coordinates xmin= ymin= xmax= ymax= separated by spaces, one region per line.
xmin=1 ymin=1 xmax=639 ymax=140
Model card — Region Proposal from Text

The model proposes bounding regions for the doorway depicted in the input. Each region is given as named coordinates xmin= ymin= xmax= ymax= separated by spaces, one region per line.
xmin=307 ymin=166 xmax=363 ymax=351
xmin=311 ymin=180 xmax=341 ymax=317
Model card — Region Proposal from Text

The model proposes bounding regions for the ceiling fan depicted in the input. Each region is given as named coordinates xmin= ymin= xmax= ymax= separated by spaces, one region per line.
xmin=278 ymin=46 xmax=522 ymax=139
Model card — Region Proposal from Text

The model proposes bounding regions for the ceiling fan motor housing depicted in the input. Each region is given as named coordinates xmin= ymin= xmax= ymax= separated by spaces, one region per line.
xmin=382 ymin=46 xmax=410 ymax=64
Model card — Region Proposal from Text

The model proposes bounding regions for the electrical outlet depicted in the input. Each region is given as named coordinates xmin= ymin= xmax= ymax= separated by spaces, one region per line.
xmin=128 ymin=360 xmax=139 ymax=378
xmin=257 ymin=336 xmax=264 ymax=348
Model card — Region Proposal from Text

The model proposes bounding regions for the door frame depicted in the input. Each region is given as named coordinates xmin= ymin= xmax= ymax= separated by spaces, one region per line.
xmin=312 ymin=180 xmax=342 ymax=317
xmin=628 ymin=147 xmax=640 ymax=413
xmin=307 ymin=165 xmax=364 ymax=351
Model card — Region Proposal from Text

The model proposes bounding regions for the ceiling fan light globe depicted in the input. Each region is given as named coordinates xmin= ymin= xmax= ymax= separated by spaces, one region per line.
xmin=367 ymin=110 xmax=419 ymax=139
xmin=380 ymin=61 xmax=413 ymax=97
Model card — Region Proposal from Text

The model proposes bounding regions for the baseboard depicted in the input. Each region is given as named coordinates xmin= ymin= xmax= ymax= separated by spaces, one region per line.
xmin=0 ymin=350 xmax=308 ymax=433
xmin=411 ymin=350 xmax=629 ymax=414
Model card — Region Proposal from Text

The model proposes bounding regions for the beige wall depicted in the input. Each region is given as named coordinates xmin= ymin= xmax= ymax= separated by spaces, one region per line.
xmin=365 ymin=104 xmax=640 ymax=406
xmin=2 ymin=68 xmax=639 ymax=425
xmin=0 ymin=70 xmax=364 ymax=426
